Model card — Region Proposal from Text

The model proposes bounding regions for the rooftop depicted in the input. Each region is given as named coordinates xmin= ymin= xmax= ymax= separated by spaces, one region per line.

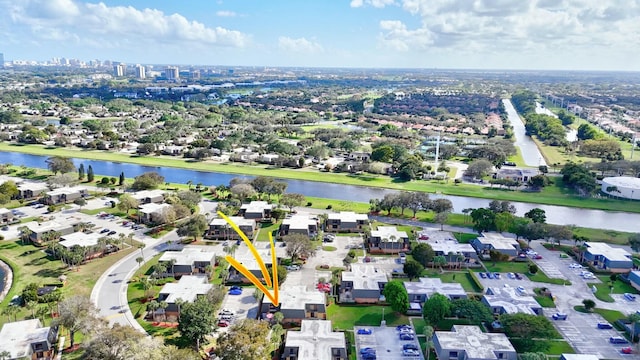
xmin=497 ymin=168 xmax=539 ymax=176
xmin=159 ymin=246 xmax=215 ymax=266
xmin=417 ymin=230 xmax=456 ymax=242
xmin=46 ymin=186 xmax=86 ymax=196
xmin=0 ymin=207 xmax=11 ymax=215
xmin=210 ymin=216 xmax=255 ymax=227
xmin=327 ymin=211 xmax=369 ymax=222
xmin=282 ymin=215 xmax=317 ymax=230
xmin=428 ymin=239 xmax=476 ymax=254
xmin=240 ymin=201 xmax=273 ymax=213
xmin=602 ymin=176 xmax=640 ymax=189
xmin=475 ymin=233 xmax=519 ymax=251
xmin=284 ymin=320 xmax=346 ymax=360
xmin=483 ymin=287 xmax=541 ymax=315
xmin=138 ymin=202 xmax=172 ymax=214
xmin=159 ymin=275 xmax=212 ymax=304
xmin=0 ymin=319 xmax=50 ymax=359
xmin=59 ymin=231 xmax=103 ymax=248
xmin=371 ymin=226 xmax=408 ymax=241
xmin=341 ymin=263 xmax=388 ymax=290
xmin=560 ymin=355 xmax=600 ymax=360
xmin=27 ymin=220 xmax=72 ymax=233
xmin=263 ymin=285 xmax=325 ymax=308
xmin=17 ymin=181 xmax=49 ymax=191
xmin=585 ymin=242 xmax=632 ymax=262
xmin=435 ymin=325 xmax=515 ymax=359
xmin=131 ymin=189 xmax=165 ymax=200
xmin=403 ymin=278 xmax=466 ymax=298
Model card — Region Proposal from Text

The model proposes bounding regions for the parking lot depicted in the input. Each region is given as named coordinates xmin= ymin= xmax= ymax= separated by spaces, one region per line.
xmin=215 ymin=286 xmax=260 ymax=334
xmin=354 ymin=325 xmax=424 ymax=360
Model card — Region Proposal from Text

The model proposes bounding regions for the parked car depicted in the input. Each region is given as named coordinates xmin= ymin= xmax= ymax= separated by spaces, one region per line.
xmin=219 ymin=314 xmax=234 ymax=321
xmin=597 ymin=322 xmax=613 ymax=329
xmin=323 ymin=234 xmax=335 ymax=242
xmin=403 ymin=344 xmax=419 ymax=351
xmin=396 ymin=325 xmax=412 ymax=331
xmin=219 ymin=309 xmax=234 ymax=316
xmin=569 ymin=263 xmax=582 ymax=269
xmin=533 ymin=255 xmax=543 ymax=259
xmin=402 ymin=349 xmax=420 ymax=356
xmin=228 ymin=289 xmax=242 ymax=295
xmin=515 ymin=273 xmax=523 ymax=280
xmin=610 ymin=336 xmax=629 ymax=344
xmin=516 ymin=286 xmax=527 ymax=296
xmin=108 ymin=230 xmax=117 ymax=236
xmin=360 ymin=348 xmax=376 ymax=355
xmin=357 ymin=328 xmax=373 ymax=335
xmin=217 ymin=320 xmax=230 ymax=327
xmin=398 ymin=327 xmax=414 ymax=334
xmin=507 ymin=272 xmax=516 ymax=279
xmin=479 ymin=272 xmax=486 ymax=279
xmin=286 ymin=264 xmax=301 ymax=271
xmin=100 ymin=228 xmax=110 ymax=234
xmin=552 ymin=313 xmax=568 ymax=320
xmin=362 ymin=353 xmax=377 ymax=360
xmin=494 ymin=272 xmax=501 ymax=279
xmin=621 ymin=347 xmax=633 ymax=354
xmin=623 ymin=293 xmax=637 ymax=301
xmin=399 ymin=333 xmax=415 ymax=340
xmin=487 ymin=272 xmax=494 ymax=279
xmin=1 ymin=226 xmax=7 ymax=231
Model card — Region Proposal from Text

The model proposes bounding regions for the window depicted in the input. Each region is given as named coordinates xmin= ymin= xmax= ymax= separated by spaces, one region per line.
xmin=498 ymin=353 xmax=504 ymax=359
xmin=449 ymin=351 xmax=458 ymax=358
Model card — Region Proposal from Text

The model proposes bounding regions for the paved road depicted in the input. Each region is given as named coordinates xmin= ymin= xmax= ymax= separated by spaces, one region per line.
xmin=503 ymin=98 xmax=547 ymax=167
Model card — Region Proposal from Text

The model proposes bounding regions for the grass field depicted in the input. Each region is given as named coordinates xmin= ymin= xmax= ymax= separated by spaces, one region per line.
xmin=3 ymin=142 xmax=640 ymax=213
xmin=326 ymin=304 xmax=409 ymax=330
xmin=256 ymin=221 xmax=281 ymax=242
xmin=422 ymin=271 xmax=482 ymax=293
xmin=483 ymin=261 xmax=570 ymax=285
xmin=588 ymin=276 xmax=638 ymax=302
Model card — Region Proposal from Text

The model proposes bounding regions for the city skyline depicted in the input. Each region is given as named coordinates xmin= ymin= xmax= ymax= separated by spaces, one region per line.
xmin=1 ymin=0 xmax=639 ymax=71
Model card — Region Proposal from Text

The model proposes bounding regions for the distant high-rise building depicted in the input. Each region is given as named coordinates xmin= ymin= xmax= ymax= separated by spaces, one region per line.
xmin=165 ymin=66 xmax=179 ymax=80
xmin=135 ymin=64 xmax=146 ymax=79
xmin=191 ymin=69 xmax=201 ymax=80
xmin=113 ymin=63 xmax=126 ymax=77
xmin=0 ymin=53 xmax=4 ymax=69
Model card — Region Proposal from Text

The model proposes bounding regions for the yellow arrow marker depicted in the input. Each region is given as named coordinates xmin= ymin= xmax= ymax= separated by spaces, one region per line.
xmin=218 ymin=211 xmax=279 ymax=306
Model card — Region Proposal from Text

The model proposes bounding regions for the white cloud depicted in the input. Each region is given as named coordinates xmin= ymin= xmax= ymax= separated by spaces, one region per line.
xmin=6 ymin=0 xmax=248 ymax=47
xmin=216 ymin=10 xmax=237 ymax=17
xmin=351 ymin=0 xmax=395 ymax=8
xmin=278 ymin=36 xmax=324 ymax=53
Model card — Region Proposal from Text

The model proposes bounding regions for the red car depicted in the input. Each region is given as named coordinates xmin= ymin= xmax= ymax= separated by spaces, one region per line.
xmin=621 ymin=347 xmax=633 ymax=354
xmin=534 ymin=255 xmax=543 ymax=259
xmin=218 ymin=320 xmax=230 ymax=327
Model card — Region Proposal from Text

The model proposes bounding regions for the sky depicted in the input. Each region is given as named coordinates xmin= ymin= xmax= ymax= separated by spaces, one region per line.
xmin=0 ymin=0 xmax=639 ymax=71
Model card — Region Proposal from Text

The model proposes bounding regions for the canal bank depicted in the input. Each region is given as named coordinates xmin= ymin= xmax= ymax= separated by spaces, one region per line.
xmin=0 ymin=259 xmax=12 ymax=303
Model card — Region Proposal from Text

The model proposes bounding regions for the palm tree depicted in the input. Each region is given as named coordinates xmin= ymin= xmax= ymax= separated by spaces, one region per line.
xmin=174 ymin=298 xmax=185 ymax=321
xmin=187 ymin=180 xmax=193 ymax=190
xmin=424 ymin=325 xmax=434 ymax=360
xmin=17 ymin=225 xmax=32 ymax=244
xmin=26 ymin=300 xmax=38 ymax=319
xmin=628 ymin=313 xmax=640 ymax=346
xmin=2 ymin=304 xmax=19 ymax=322
xmin=147 ymin=300 xmax=159 ymax=321
xmin=0 ymin=350 xmax=11 ymax=360
xmin=159 ymin=301 xmax=169 ymax=321
xmin=36 ymin=305 xmax=49 ymax=325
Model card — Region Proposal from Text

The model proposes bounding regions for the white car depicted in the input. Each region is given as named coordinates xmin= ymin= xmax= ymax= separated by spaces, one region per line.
xmin=516 ymin=286 xmax=527 ymax=295
xmin=569 ymin=263 xmax=583 ymax=269
xmin=286 ymin=265 xmax=301 ymax=271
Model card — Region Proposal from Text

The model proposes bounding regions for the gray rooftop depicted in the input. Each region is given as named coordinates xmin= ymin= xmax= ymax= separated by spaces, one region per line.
xmin=263 ymin=285 xmax=325 ymax=309
xmin=27 ymin=220 xmax=73 ymax=233
xmin=585 ymin=242 xmax=632 ymax=262
xmin=159 ymin=246 xmax=215 ymax=266
xmin=476 ymin=233 xmax=519 ymax=251
xmin=282 ymin=215 xmax=317 ymax=230
xmin=327 ymin=211 xmax=369 ymax=223
xmin=435 ymin=325 xmax=515 ymax=359
xmin=138 ymin=202 xmax=172 ymax=215
xmin=159 ymin=275 xmax=212 ymax=304
xmin=417 ymin=230 xmax=456 ymax=242
xmin=17 ymin=181 xmax=49 ymax=192
xmin=46 ymin=185 xmax=86 ymax=196
xmin=59 ymin=232 xmax=102 ymax=249
xmin=285 ymin=320 xmax=346 ymax=360
xmin=428 ymin=239 xmax=476 ymax=254
xmin=131 ymin=189 xmax=165 ymax=201
xmin=371 ymin=226 xmax=408 ymax=241
xmin=341 ymin=263 xmax=388 ymax=290
xmin=240 ymin=201 xmax=273 ymax=213
xmin=483 ymin=287 xmax=541 ymax=315
xmin=0 ymin=319 xmax=50 ymax=359
xmin=210 ymin=216 xmax=255 ymax=227
xmin=403 ymin=278 xmax=466 ymax=298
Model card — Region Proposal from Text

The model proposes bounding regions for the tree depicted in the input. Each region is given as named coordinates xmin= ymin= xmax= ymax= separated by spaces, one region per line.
xmin=525 ymin=208 xmax=546 ymax=223
xmin=451 ymin=298 xmax=493 ymax=324
xmin=280 ymin=193 xmax=306 ymax=212
xmin=423 ymin=293 xmax=451 ymax=326
xmin=383 ymin=280 xmax=409 ymax=313
xmin=178 ymin=297 xmax=216 ymax=349
xmin=117 ymin=194 xmax=139 ymax=215
xmin=46 ymin=156 xmax=75 ymax=174
xmin=582 ymin=299 xmax=595 ymax=312
xmin=371 ymin=145 xmax=394 ymax=162
xmin=529 ymin=264 xmax=538 ymax=274
xmin=470 ymin=208 xmax=496 ymax=233
xmin=47 ymin=173 xmax=77 ymax=188
xmin=500 ymin=313 xmax=557 ymax=353
xmin=432 ymin=255 xmax=447 ymax=268
xmin=628 ymin=233 xmax=640 ymax=253
xmin=403 ymin=259 xmax=424 ymax=281
xmin=408 ymin=192 xmax=431 ymax=218
xmin=411 ymin=243 xmax=435 ymax=267
xmin=431 ymin=198 xmax=453 ymax=230
xmin=283 ymin=233 xmax=316 ymax=260
xmin=78 ymin=163 xmax=85 ymax=180
xmin=488 ymin=200 xmax=516 ymax=214
xmin=81 ymin=323 xmax=147 ymax=360
xmin=55 ymin=295 xmax=99 ymax=349
xmin=214 ymin=319 xmax=272 ymax=360
xmin=251 ymin=176 xmax=274 ymax=200
xmin=73 ymin=198 xmax=87 ymax=210
xmin=87 ymin=165 xmax=94 ymax=182
xmin=177 ymin=190 xmax=202 ymax=208
xmin=131 ymin=172 xmax=165 ymax=190
xmin=119 ymin=171 xmax=125 ymax=186
xmin=464 ymin=159 xmax=493 ymax=179
xmin=177 ymin=214 xmax=208 ymax=241
xmin=489 ymin=250 xmax=509 ymax=265
xmin=379 ymin=193 xmax=399 ymax=215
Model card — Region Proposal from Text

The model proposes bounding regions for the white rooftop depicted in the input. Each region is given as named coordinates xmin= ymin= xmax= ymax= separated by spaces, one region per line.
xmin=59 ymin=232 xmax=103 ymax=248
xmin=159 ymin=246 xmax=215 ymax=266
xmin=483 ymin=287 xmax=541 ymax=315
xmin=210 ymin=216 xmax=255 ymax=227
xmin=0 ymin=319 xmax=50 ymax=359
xmin=285 ymin=320 xmax=345 ymax=360
xmin=327 ymin=211 xmax=368 ymax=222
xmin=17 ymin=181 xmax=49 ymax=191
xmin=341 ymin=263 xmax=388 ymax=290
xmin=282 ymin=215 xmax=317 ymax=230
xmin=263 ymin=285 xmax=325 ymax=309
xmin=435 ymin=325 xmax=515 ymax=359
xmin=138 ymin=202 xmax=172 ymax=214
xmin=585 ymin=242 xmax=632 ymax=262
xmin=476 ymin=233 xmax=519 ymax=251
xmin=240 ymin=201 xmax=273 ymax=213
xmin=602 ymin=176 xmax=640 ymax=189
xmin=0 ymin=207 xmax=11 ymax=215
xmin=27 ymin=220 xmax=71 ymax=233
xmin=429 ymin=240 xmax=476 ymax=254
xmin=371 ymin=226 xmax=408 ymax=241
xmin=403 ymin=278 xmax=466 ymax=298
xmin=560 ymin=355 xmax=600 ymax=360
xmin=131 ymin=189 xmax=165 ymax=200
xmin=417 ymin=230 xmax=456 ymax=242
xmin=46 ymin=186 xmax=86 ymax=196
xmin=159 ymin=275 xmax=212 ymax=304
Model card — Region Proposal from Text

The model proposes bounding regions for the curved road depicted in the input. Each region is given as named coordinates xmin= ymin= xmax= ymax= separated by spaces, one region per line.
xmin=503 ymin=99 xmax=547 ymax=167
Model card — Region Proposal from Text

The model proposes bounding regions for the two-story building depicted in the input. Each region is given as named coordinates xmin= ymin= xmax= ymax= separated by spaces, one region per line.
xmin=260 ymin=286 xmax=326 ymax=325
xmin=0 ymin=208 xmax=15 ymax=224
xmin=158 ymin=246 xmax=216 ymax=278
xmin=340 ymin=264 xmax=388 ymax=303
xmin=137 ymin=203 xmax=173 ymax=224
xmin=471 ymin=233 xmax=520 ymax=258
xmin=368 ymin=226 xmax=409 ymax=254
xmin=207 ymin=216 xmax=256 ymax=240
xmin=227 ymin=247 xmax=284 ymax=284
xmin=433 ymin=325 xmax=517 ymax=360
xmin=26 ymin=220 xmax=78 ymax=244
xmin=404 ymin=278 xmax=467 ymax=305
xmin=43 ymin=186 xmax=88 ymax=205
xmin=59 ymin=232 xmax=107 ymax=260
xmin=629 ymin=271 xmax=640 ymax=292
xmin=157 ymin=275 xmax=212 ymax=319
xmin=282 ymin=320 xmax=347 ymax=360
xmin=131 ymin=189 xmax=165 ymax=204
xmin=583 ymin=242 xmax=633 ymax=273
xmin=325 ymin=211 xmax=369 ymax=233
xmin=239 ymin=201 xmax=273 ymax=220
xmin=481 ymin=287 xmax=542 ymax=316
xmin=0 ymin=319 xmax=58 ymax=360
xmin=424 ymin=235 xmax=478 ymax=266
xmin=495 ymin=168 xmax=539 ymax=182
xmin=16 ymin=181 xmax=49 ymax=200
xmin=280 ymin=215 xmax=318 ymax=237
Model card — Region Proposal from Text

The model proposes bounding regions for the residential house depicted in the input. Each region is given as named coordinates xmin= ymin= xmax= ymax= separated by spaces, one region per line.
xmin=227 ymin=247 xmax=284 ymax=284
xmin=433 ymin=325 xmax=517 ymax=360
xmin=59 ymin=232 xmax=108 ymax=260
xmin=0 ymin=208 xmax=15 ymax=224
xmin=16 ymin=181 xmax=49 ymax=200
xmin=131 ymin=189 xmax=165 ymax=204
xmin=583 ymin=242 xmax=633 ymax=273
xmin=138 ymin=203 xmax=173 ymax=224
xmin=282 ymin=320 xmax=347 ymax=360
xmin=404 ymin=278 xmax=467 ymax=305
xmin=26 ymin=220 xmax=77 ymax=244
xmin=325 ymin=211 xmax=369 ymax=233
xmin=481 ymin=287 xmax=542 ymax=315
xmin=207 ymin=216 xmax=256 ymax=240
xmin=43 ymin=186 xmax=88 ymax=205
xmin=157 ymin=275 xmax=212 ymax=319
xmin=239 ymin=201 xmax=273 ymax=220
xmin=368 ymin=226 xmax=409 ymax=254
xmin=420 ymin=231 xmax=478 ymax=266
xmin=629 ymin=271 xmax=640 ymax=292
xmin=471 ymin=233 xmax=520 ymax=258
xmin=347 ymin=151 xmax=371 ymax=162
xmin=158 ymin=246 xmax=216 ymax=277
xmin=0 ymin=319 xmax=58 ymax=360
xmin=280 ymin=215 xmax=318 ymax=237
xmin=495 ymin=168 xmax=539 ymax=182
xmin=161 ymin=145 xmax=185 ymax=156
xmin=260 ymin=286 xmax=326 ymax=324
xmin=340 ymin=263 xmax=388 ymax=303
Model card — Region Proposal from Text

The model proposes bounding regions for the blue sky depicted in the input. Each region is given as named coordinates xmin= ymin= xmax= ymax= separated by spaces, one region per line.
xmin=1 ymin=0 xmax=639 ymax=71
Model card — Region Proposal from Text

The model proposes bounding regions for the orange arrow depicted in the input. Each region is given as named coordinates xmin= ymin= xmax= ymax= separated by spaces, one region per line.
xmin=218 ymin=212 xmax=279 ymax=305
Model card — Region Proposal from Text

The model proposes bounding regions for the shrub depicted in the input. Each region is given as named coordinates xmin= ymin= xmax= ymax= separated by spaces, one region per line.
xmin=306 ymin=202 xmax=313 ymax=207
xmin=326 ymin=204 xmax=332 ymax=209
xmin=101 ymin=177 xmax=110 ymax=184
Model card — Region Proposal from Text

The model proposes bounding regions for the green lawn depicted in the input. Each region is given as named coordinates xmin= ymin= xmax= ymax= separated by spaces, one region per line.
xmin=453 ymin=232 xmax=478 ymax=243
xmin=574 ymin=306 xmax=626 ymax=324
xmin=410 ymin=317 xmax=427 ymax=335
xmin=326 ymin=304 xmax=409 ymax=330
xmin=588 ymin=277 xmax=638 ymax=302
xmin=546 ymin=340 xmax=575 ymax=355
xmin=422 ymin=271 xmax=482 ymax=293
xmin=483 ymin=261 xmax=570 ymax=285
xmin=534 ymin=295 xmax=556 ymax=308
xmin=256 ymin=221 xmax=281 ymax=242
